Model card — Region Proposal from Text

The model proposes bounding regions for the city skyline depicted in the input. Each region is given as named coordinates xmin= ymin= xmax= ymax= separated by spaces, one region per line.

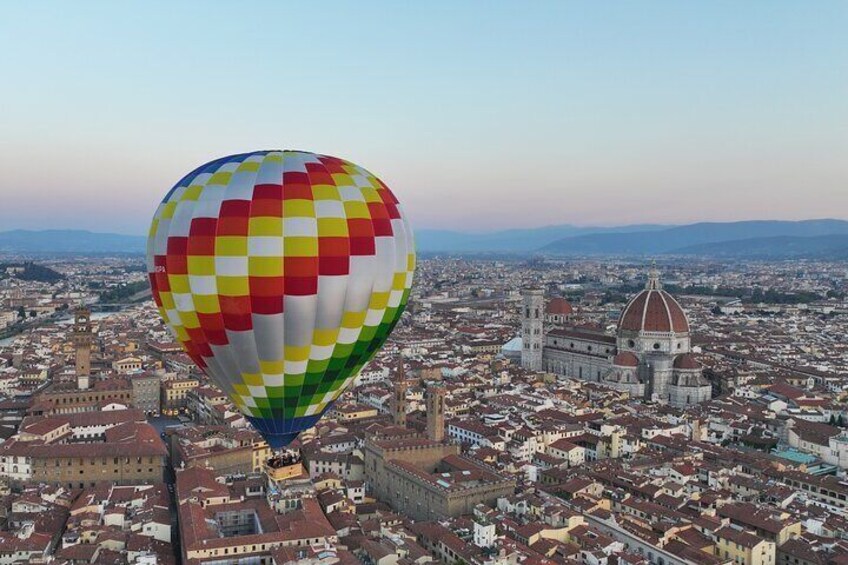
xmin=3 ymin=4 xmax=848 ymax=565
xmin=1 ymin=1 xmax=846 ymax=234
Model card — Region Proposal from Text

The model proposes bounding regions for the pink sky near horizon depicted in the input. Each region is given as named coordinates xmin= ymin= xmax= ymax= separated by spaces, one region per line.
xmin=0 ymin=2 xmax=845 ymax=235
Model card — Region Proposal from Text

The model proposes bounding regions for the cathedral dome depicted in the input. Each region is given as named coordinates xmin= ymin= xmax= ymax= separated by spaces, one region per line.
xmin=613 ymin=352 xmax=639 ymax=367
xmin=673 ymin=353 xmax=701 ymax=370
xmin=546 ymin=297 xmax=573 ymax=316
xmin=618 ymin=269 xmax=689 ymax=334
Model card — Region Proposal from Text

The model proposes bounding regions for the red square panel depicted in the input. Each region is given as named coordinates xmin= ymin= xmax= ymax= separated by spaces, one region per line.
xmin=319 ymin=256 xmax=349 ymax=276
xmin=350 ymin=236 xmax=376 ymax=256
xmin=187 ymin=235 xmax=215 ymax=256
xmin=285 ymin=276 xmax=318 ymax=296
xmin=251 ymin=295 xmax=284 ymax=315
xmin=217 ymin=216 xmax=249 ymax=236
xmin=190 ymin=217 xmax=218 ymax=237
xmin=371 ymin=218 xmax=393 ymax=237
xmin=347 ymin=218 xmax=374 ymax=238
xmin=219 ymin=199 xmax=251 ymax=217
xmin=253 ymin=183 xmax=283 ymax=200
xmin=284 ymin=257 xmax=318 ymax=277
xmin=250 ymin=198 xmax=283 ymax=218
xmin=318 ymin=237 xmax=349 ymax=257
xmin=282 ymin=184 xmax=313 ymax=200
xmin=249 ymin=276 xmax=285 ymax=297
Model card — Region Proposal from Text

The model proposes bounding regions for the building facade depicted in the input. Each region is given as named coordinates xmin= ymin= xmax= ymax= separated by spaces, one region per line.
xmin=130 ymin=372 xmax=161 ymax=416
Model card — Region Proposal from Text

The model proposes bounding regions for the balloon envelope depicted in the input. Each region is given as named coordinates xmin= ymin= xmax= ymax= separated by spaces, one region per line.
xmin=147 ymin=151 xmax=415 ymax=448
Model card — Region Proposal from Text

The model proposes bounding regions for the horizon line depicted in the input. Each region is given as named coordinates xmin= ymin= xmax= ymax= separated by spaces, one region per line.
xmin=2 ymin=216 xmax=848 ymax=237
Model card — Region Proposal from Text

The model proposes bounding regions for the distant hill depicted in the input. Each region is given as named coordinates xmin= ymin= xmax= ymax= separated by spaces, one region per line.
xmin=0 ymin=261 xmax=65 ymax=282
xmin=541 ymin=219 xmax=848 ymax=256
xmin=416 ymin=224 xmax=670 ymax=253
xmin=669 ymin=234 xmax=848 ymax=259
xmin=0 ymin=230 xmax=146 ymax=254
xmin=3 ymin=221 xmax=848 ymax=258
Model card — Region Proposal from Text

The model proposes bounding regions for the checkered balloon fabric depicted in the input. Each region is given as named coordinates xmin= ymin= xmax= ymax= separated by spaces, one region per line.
xmin=146 ymin=151 xmax=415 ymax=448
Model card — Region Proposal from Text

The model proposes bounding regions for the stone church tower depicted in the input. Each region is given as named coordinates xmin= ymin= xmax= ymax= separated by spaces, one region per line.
xmin=392 ymin=356 xmax=408 ymax=427
xmin=425 ymin=386 xmax=446 ymax=442
xmin=71 ymin=307 xmax=93 ymax=390
xmin=521 ymin=289 xmax=544 ymax=371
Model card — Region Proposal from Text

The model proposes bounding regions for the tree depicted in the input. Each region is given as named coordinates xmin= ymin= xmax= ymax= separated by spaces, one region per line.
xmin=16 ymin=306 xmax=25 ymax=319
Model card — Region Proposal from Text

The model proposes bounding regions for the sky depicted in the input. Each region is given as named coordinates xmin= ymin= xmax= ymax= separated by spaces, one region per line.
xmin=0 ymin=1 xmax=846 ymax=234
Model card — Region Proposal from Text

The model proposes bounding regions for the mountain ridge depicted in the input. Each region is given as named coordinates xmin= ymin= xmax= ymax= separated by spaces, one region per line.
xmin=668 ymin=233 xmax=848 ymax=259
xmin=540 ymin=219 xmax=848 ymax=256
xmin=1 ymin=220 xmax=847 ymax=258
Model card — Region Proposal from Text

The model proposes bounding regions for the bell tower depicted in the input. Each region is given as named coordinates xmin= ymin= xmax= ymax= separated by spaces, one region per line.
xmin=392 ymin=356 xmax=408 ymax=427
xmin=521 ymin=289 xmax=544 ymax=371
xmin=426 ymin=386 xmax=446 ymax=442
xmin=71 ymin=307 xmax=93 ymax=390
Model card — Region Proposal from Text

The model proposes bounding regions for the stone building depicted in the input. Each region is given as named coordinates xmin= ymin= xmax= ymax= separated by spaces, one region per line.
xmin=26 ymin=422 xmax=166 ymax=488
xmin=363 ymin=432 xmax=515 ymax=521
xmin=169 ymin=425 xmax=269 ymax=475
xmin=521 ymin=268 xmax=712 ymax=407
xmin=161 ymin=376 xmax=199 ymax=415
xmin=130 ymin=372 xmax=161 ymax=416
xmin=35 ymin=378 xmax=134 ymax=414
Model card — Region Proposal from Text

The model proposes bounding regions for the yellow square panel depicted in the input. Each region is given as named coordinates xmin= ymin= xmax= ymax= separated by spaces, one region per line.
xmin=284 ymin=199 xmax=315 ymax=218
xmin=193 ymin=295 xmax=220 ymax=314
xmin=284 ymin=237 xmax=317 ymax=257
xmin=187 ymin=256 xmax=215 ymax=276
xmin=248 ymin=256 xmax=283 ymax=276
xmin=312 ymin=185 xmax=340 ymax=200
xmin=343 ymin=201 xmax=370 ymax=219
xmin=216 ymin=276 xmax=249 ymax=296
xmin=249 ymin=217 xmax=283 ymax=236
xmin=317 ymin=218 xmax=348 ymax=237
xmin=215 ymin=236 xmax=247 ymax=256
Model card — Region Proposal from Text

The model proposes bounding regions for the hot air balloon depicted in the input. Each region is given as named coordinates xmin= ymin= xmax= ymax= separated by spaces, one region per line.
xmin=146 ymin=150 xmax=415 ymax=450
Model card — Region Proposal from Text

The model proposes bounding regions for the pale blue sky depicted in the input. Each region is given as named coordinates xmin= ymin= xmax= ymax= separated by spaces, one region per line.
xmin=0 ymin=1 xmax=845 ymax=234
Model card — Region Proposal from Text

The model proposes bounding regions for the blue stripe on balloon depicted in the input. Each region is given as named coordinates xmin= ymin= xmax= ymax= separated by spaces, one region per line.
xmin=246 ymin=402 xmax=334 ymax=449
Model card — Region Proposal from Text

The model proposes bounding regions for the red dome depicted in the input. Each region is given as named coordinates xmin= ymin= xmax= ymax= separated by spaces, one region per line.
xmin=673 ymin=354 xmax=701 ymax=370
xmin=613 ymin=352 xmax=639 ymax=367
xmin=619 ymin=289 xmax=689 ymax=333
xmin=546 ymin=297 xmax=573 ymax=316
